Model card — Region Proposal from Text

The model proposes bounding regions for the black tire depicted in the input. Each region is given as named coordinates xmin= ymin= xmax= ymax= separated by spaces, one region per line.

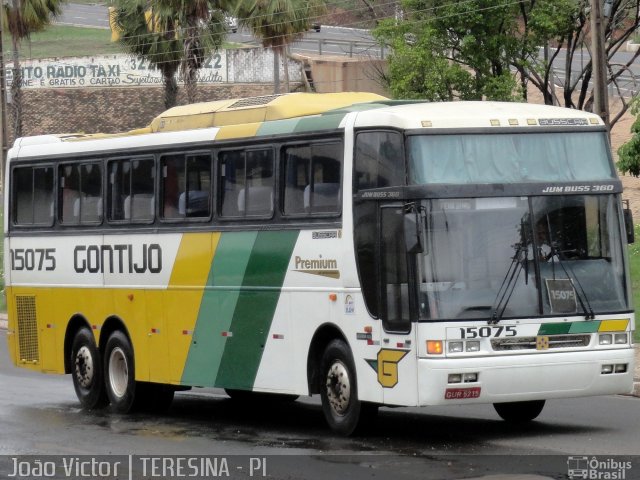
xmin=70 ymin=327 xmax=109 ymax=409
xmin=319 ymin=339 xmax=369 ymax=436
xmin=103 ymin=330 xmax=138 ymax=413
xmin=494 ymin=400 xmax=545 ymax=423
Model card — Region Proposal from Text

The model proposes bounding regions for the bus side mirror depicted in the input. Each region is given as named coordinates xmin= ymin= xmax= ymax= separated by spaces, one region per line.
xmin=624 ymin=207 xmax=635 ymax=244
xmin=404 ymin=208 xmax=424 ymax=254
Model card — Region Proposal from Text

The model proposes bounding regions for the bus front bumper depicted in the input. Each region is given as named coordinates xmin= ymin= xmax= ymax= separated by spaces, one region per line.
xmin=417 ymin=348 xmax=635 ymax=406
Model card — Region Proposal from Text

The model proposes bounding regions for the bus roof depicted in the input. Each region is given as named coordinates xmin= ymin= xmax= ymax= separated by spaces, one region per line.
xmin=10 ymin=94 xmax=604 ymax=158
xmin=352 ymin=101 xmax=604 ymax=130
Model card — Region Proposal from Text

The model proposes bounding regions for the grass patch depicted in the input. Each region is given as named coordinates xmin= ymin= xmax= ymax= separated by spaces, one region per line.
xmin=3 ymin=25 xmax=119 ymax=60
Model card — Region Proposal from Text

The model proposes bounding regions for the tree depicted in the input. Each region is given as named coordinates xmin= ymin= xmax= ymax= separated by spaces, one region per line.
xmin=112 ymin=0 xmax=226 ymax=108
xmin=374 ymin=0 xmax=640 ymax=126
xmin=112 ymin=0 xmax=182 ymax=109
xmin=617 ymin=97 xmax=640 ymax=176
xmin=152 ymin=0 xmax=226 ymax=104
xmin=236 ymin=0 xmax=325 ymax=93
xmin=2 ymin=0 xmax=64 ymax=138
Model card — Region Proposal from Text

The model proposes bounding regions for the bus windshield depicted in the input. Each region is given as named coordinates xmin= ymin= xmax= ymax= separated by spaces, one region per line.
xmin=408 ymin=132 xmax=616 ymax=184
xmin=416 ymin=194 xmax=629 ymax=320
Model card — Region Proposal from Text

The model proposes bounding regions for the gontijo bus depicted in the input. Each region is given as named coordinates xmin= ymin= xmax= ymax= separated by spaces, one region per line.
xmin=4 ymin=92 xmax=635 ymax=435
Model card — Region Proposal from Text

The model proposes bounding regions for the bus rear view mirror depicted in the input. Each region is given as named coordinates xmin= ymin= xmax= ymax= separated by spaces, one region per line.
xmin=404 ymin=208 xmax=424 ymax=254
xmin=623 ymin=206 xmax=634 ymax=244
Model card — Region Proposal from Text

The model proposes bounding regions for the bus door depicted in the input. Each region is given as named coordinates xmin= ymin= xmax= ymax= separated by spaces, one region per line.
xmin=377 ymin=204 xmax=419 ymax=406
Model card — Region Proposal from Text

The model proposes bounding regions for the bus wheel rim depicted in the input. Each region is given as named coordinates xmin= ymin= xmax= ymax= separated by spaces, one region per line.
xmin=325 ymin=360 xmax=350 ymax=415
xmin=74 ymin=346 xmax=94 ymax=388
xmin=108 ymin=347 xmax=128 ymax=398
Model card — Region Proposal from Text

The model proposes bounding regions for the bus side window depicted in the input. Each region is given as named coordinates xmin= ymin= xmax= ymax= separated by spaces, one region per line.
xmin=355 ymin=131 xmax=404 ymax=191
xmin=12 ymin=166 xmax=54 ymax=226
xmin=161 ymin=153 xmax=211 ymax=220
xmin=108 ymin=157 xmax=155 ymax=223
xmin=282 ymin=142 xmax=342 ymax=216
xmin=220 ymin=149 xmax=273 ymax=218
xmin=59 ymin=162 xmax=102 ymax=225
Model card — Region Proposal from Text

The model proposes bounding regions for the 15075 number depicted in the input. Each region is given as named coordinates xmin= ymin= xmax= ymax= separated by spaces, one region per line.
xmin=10 ymin=248 xmax=56 ymax=271
xmin=460 ymin=326 xmax=517 ymax=338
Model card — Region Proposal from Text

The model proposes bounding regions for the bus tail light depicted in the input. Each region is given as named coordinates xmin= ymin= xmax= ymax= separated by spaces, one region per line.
xmin=427 ymin=340 xmax=443 ymax=355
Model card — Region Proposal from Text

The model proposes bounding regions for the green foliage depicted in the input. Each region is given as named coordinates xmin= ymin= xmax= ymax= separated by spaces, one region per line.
xmin=373 ymin=0 xmax=577 ymax=101
xmin=112 ymin=0 xmax=227 ymax=107
xmin=618 ymin=98 xmax=640 ymax=176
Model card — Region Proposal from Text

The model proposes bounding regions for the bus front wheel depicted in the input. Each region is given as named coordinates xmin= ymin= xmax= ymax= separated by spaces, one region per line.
xmin=104 ymin=330 xmax=138 ymax=413
xmin=493 ymin=400 xmax=545 ymax=423
xmin=320 ymin=339 xmax=373 ymax=435
xmin=71 ymin=327 xmax=108 ymax=409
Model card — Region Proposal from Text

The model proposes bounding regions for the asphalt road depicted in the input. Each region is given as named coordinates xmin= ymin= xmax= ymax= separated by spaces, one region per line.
xmin=1 ymin=329 xmax=640 ymax=480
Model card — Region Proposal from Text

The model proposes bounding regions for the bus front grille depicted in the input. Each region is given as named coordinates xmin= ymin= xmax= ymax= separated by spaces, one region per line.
xmin=491 ymin=334 xmax=591 ymax=351
xmin=16 ymin=296 xmax=39 ymax=364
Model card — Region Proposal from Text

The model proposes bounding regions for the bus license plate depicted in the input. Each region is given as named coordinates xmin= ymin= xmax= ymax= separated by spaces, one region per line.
xmin=444 ymin=387 xmax=481 ymax=400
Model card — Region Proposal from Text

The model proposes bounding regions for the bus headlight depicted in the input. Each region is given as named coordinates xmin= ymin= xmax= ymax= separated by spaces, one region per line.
xmin=448 ymin=341 xmax=464 ymax=353
xmin=614 ymin=333 xmax=628 ymax=345
xmin=466 ymin=341 xmax=480 ymax=352
xmin=599 ymin=334 xmax=613 ymax=345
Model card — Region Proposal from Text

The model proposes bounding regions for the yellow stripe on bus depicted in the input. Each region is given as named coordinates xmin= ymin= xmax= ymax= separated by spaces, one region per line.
xmin=215 ymin=123 xmax=261 ymax=140
xmin=159 ymin=232 xmax=220 ymax=384
xmin=598 ymin=319 xmax=629 ymax=332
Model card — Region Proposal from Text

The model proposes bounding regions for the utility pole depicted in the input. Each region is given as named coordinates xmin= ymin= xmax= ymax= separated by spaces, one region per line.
xmin=590 ymin=0 xmax=609 ymax=127
xmin=0 ymin=2 xmax=8 ymax=189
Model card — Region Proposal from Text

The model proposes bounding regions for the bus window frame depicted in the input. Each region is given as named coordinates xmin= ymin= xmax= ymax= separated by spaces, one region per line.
xmin=10 ymin=163 xmax=56 ymax=229
xmin=57 ymin=159 xmax=104 ymax=227
xmin=159 ymin=149 xmax=213 ymax=224
xmin=279 ymin=138 xmax=344 ymax=219
xmin=217 ymin=145 xmax=276 ymax=221
xmin=106 ymin=154 xmax=157 ymax=226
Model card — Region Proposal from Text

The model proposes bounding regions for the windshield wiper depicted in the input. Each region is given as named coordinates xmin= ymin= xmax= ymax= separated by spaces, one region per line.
xmin=489 ymin=219 xmax=530 ymax=325
xmin=549 ymin=245 xmax=596 ymax=320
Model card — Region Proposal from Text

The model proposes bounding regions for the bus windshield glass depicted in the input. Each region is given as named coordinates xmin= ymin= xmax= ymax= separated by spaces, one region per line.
xmin=408 ymin=132 xmax=615 ymax=184
xmin=417 ymin=195 xmax=628 ymax=320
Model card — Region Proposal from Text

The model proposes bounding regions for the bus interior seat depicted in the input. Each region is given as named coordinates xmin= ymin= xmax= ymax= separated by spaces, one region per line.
xmin=124 ymin=194 xmax=154 ymax=220
xmin=304 ymin=183 xmax=339 ymax=212
xmin=178 ymin=190 xmax=209 ymax=216
xmin=238 ymin=186 xmax=273 ymax=215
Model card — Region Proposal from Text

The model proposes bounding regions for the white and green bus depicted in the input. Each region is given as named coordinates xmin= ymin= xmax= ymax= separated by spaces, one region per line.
xmin=4 ymin=92 xmax=635 ymax=435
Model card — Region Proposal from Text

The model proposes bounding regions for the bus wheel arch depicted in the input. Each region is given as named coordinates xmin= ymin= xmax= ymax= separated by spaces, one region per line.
xmin=307 ymin=324 xmax=348 ymax=395
xmin=67 ymin=317 xmax=109 ymax=409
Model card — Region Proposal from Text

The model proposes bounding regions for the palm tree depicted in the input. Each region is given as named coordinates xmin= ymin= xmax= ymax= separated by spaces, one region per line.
xmin=153 ymin=0 xmax=226 ymax=104
xmin=236 ymin=0 xmax=324 ymax=93
xmin=2 ymin=0 xmax=64 ymax=138
xmin=112 ymin=0 xmax=183 ymax=109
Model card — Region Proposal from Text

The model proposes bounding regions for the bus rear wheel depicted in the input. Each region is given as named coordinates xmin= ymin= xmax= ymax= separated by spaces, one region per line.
xmin=104 ymin=330 xmax=138 ymax=413
xmin=320 ymin=339 xmax=372 ymax=436
xmin=71 ymin=327 xmax=108 ymax=409
xmin=493 ymin=400 xmax=545 ymax=423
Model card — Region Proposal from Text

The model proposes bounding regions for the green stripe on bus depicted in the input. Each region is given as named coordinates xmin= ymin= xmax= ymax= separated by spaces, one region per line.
xmin=538 ymin=322 xmax=572 ymax=335
xmin=214 ymin=230 xmax=299 ymax=390
xmin=256 ymin=118 xmax=301 ymax=136
xmin=181 ymin=231 xmax=258 ymax=386
xmin=294 ymin=113 xmax=346 ymax=133
xmin=569 ymin=321 xmax=601 ymax=334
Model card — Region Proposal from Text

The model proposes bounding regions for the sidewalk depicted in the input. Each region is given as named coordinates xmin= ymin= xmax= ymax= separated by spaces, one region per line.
xmin=0 ymin=313 xmax=638 ymax=396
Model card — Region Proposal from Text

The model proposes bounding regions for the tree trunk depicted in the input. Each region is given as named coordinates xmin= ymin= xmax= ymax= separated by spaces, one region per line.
xmin=273 ymin=48 xmax=280 ymax=94
xmin=163 ymin=66 xmax=178 ymax=109
xmin=282 ymin=46 xmax=290 ymax=92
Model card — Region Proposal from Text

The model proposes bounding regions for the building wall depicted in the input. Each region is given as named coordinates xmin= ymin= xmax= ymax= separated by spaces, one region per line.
xmin=14 ymin=83 xmax=281 ymax=142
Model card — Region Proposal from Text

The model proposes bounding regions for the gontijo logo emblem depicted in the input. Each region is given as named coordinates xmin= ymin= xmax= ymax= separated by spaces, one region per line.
xmin=366 ymin=349 xmax=408 ymax=388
